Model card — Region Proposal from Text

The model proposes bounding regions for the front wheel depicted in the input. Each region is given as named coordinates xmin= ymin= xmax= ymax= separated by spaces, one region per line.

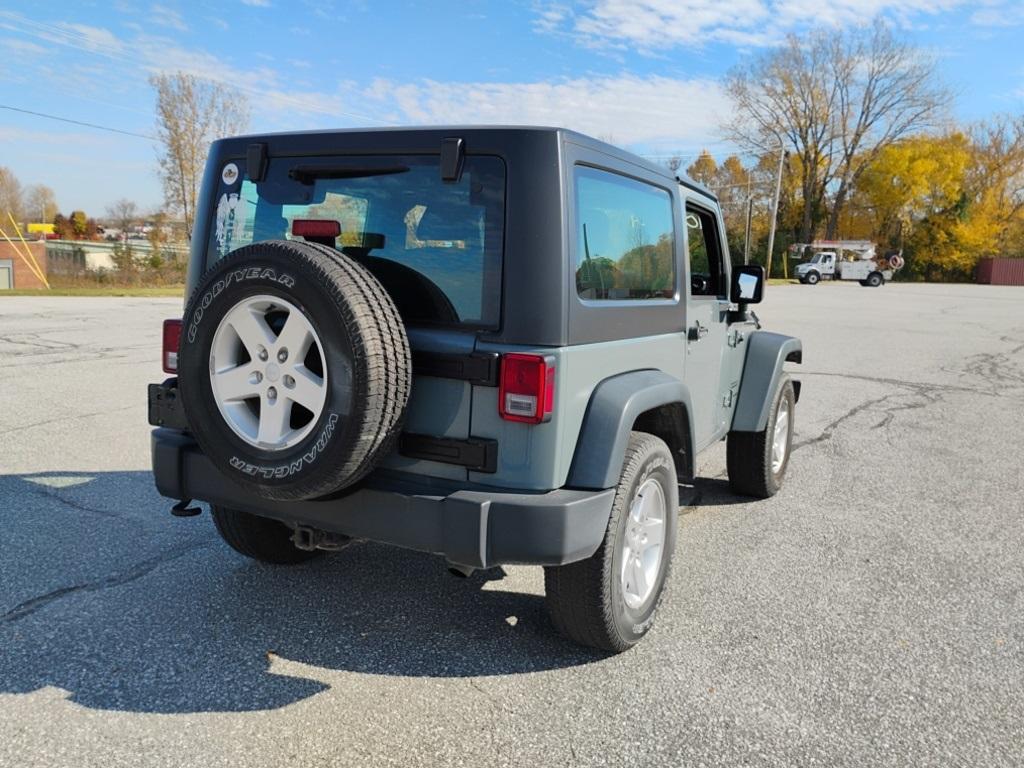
xmin=805 ymin=272 xmax=820 ymax=285
xmin=544 ymin=432 xmax=678 ymax=652
xmin=727 ymin=377 xmax=795 ymax=498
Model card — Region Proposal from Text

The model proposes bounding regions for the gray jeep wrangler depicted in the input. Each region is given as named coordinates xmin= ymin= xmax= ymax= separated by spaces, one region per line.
xmin=149 ymin=127 xmax=802 ymax=652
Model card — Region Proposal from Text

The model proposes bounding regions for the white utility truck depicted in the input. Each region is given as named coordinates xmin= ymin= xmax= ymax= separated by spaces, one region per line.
xmin=793 ymin=240 xmax=903 ymax=287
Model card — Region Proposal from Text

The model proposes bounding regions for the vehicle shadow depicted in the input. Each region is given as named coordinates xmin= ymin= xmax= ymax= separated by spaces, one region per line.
xmin=0 ymin=471 xmax=606 ymax=715
xmin=681 ymin=477 xmax=756 ymax=507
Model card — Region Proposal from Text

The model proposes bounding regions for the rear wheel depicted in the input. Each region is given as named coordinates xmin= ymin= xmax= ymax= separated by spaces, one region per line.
xmin=727 ymin=377 xmax=795 ymax=498
xmin=210 ymin=505 xmax=320 ymax=564
xmin=866 ymin=272 xmax=883 ymax=287
xmin=544 ymin=432 xmax=678 ymax=652
xmin=178 ymin=240 xmax=411 ymax=501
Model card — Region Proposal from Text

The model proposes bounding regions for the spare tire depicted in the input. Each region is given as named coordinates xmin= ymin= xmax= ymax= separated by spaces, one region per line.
xmin=178 ymin=240 xmax=411 ymax=501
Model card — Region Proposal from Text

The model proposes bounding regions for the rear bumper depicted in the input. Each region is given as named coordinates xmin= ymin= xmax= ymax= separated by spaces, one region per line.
xmin=152 ymin=429 xmax=615 ymax=569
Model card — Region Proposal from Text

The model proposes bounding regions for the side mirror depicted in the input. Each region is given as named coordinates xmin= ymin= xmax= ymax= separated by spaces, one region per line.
xmin=731 ymin=264 xmax=765 ymax=304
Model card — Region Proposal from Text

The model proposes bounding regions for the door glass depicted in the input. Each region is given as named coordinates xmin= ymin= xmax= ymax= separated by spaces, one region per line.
xmin=686 ymin=207 xmax=726 ymax=298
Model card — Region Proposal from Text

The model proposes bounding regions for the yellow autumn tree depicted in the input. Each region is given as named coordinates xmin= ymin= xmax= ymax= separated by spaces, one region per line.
xmin=686 ymin=151 xmax=718 ymax=188
xmin=854 ymin=133 xmax=969 ymax=246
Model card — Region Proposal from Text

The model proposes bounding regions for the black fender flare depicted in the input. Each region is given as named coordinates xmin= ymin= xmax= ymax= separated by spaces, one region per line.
xmin=566 ymin=369 xmax=695 ymax=491
xmin=731 ymin=331 xmax=802 ymax=433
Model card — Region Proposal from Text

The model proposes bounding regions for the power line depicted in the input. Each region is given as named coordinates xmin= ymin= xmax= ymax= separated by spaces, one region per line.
xmin=1 ymin=9 xmax=386 ymax=127
xmin=0 ymin=103 xmax=155 ymax=140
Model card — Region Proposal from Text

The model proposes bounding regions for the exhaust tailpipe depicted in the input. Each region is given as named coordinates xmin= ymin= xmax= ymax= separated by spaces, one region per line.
xmin=446 ymin=561 xmax=475 ymax=579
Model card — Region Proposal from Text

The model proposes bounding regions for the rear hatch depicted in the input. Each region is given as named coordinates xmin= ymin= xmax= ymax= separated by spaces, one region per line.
xmin=201 ymin=151 xmax=506 ymax=481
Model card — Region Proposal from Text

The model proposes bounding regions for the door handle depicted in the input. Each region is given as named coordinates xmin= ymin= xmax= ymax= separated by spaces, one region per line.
xmin=688 ymin=321 xmax=709 ymax=341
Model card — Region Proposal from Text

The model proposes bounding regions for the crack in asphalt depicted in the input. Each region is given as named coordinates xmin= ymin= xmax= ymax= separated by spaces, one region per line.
xmin=792 ymin=393 xmax=896 ymax=452
xmin=962 ymin=350 xmax=1024 ymax=386
xmin=24 ymin=484 xmax=123 ymax=519
xmin=0 ymin=405 xmax=136 ymax=437
xmin=793 ymin=346 xmax=1024 ymax=452
xmin=800 ymin=370 xmax=992 ymax=397
xmin=0 ymin=333 xmax=82 ymax=354
xmin=1 ymin=542 xmax=211 ymax=624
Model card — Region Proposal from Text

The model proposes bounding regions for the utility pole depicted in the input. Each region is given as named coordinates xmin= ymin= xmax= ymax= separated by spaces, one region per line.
xmin=765 ymin=144 xmax=787 ymax=279
xmin=743 ymin=195 xmax=753 ymax=265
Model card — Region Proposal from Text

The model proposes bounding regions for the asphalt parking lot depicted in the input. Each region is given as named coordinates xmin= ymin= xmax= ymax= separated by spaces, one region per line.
xmin=1 ymin=284 xmax=1022 ymax=767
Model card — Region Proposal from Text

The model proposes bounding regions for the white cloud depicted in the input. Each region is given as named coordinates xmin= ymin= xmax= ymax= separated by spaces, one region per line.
xmin=150 ymin=4 xmax=188 ymax=32
xmin=241 ymin=0 xmax=271 ymax=6
xmin=0 ymin=37 xmax=47 ymax=55
xmin=364 ymin=75 xmax=731 ymax=148
xmin=540 ymin=0 xmax=992 ymax=50
xmin=60 ymin=22 xmax=125 ymax=52
xmin=0 ymin=9 xmax=732 ymax=151
xmin=970 ymin=0 xmax=1024 ymax=27
xmin=533 ymin=2 xmax=573 ymax=33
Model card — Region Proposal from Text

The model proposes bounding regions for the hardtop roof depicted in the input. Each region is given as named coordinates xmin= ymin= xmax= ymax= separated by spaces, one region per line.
xmin=214 ymin=125 xmax=715 ymax=200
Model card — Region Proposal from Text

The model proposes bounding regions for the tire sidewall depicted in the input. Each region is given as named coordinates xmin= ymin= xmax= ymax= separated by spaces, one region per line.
xmin=608 ymin=448 xmax=678 ymax=645
xmin=179 ymin=245 xmax=363 ymax=494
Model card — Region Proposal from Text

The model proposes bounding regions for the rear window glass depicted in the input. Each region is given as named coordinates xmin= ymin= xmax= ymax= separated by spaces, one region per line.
xmin=207 ymin=154 xmax=505 ymax=328
xmin=574 ymin=166 xmax=675 ymax=301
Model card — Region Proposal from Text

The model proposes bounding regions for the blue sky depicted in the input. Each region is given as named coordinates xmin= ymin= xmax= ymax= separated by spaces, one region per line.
xmin=1 ymin=0 xmax=1022 ymax=216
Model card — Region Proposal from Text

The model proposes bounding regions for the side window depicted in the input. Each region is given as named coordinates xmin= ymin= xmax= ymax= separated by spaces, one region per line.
xmin=686 ymin=205 xmax=726 ymax=298
xmin=575 ymin=166 xmax=675 ymax=301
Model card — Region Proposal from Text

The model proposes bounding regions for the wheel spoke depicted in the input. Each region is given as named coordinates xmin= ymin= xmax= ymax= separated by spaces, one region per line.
xmin=257 ymin=397 xmax=292 ymax=445
xmin=213 ymin=364 xmax=259 ymax=401
xmin=640 ymin=517 xmax=664 ymax=546
xmin=288 ymin=365 xmax=326 ymax=412
xmin=276 ymin=310 xmax=315 ymax=361
xmin=631 ymin=555 xmax=648 ymax=599
xmin=639 ymin=486 xmax=661 ymax=522
xmin=628 ymin=493 xmax=645 ymax=523
xmin=621 ymin=544 xmax=633 ymax=587
xmin=775 ymin=410 xmax=788 ymax=441
xmin=229 ymin=307 xmax=276 ymax=357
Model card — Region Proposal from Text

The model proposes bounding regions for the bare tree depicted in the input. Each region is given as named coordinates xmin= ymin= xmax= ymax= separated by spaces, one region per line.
xmin=23 ymin=184 xmax=59 ymax=224
xmin=825 ymin=21 xmax=949 ymax=237
xmin=726 ymin=21 xmax=946 ymax=242
xmin=106 ymin=198 xmax=139 ymax=240
xmin=726 ymin=29 xmax=839 ymax=243
xmin=0 ymin=166 xmax=24 ymax=223
xmin=151 ymin=72 xmax=250 ymax=240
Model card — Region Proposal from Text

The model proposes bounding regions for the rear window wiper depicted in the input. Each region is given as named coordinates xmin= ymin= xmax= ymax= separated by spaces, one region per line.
xmin=288 ymin=164 xmax=409 ymax=184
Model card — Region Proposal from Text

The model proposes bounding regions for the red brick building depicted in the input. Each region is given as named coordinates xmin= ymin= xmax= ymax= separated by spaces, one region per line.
xmin=0 ymin=241 xmax=48 ymax=290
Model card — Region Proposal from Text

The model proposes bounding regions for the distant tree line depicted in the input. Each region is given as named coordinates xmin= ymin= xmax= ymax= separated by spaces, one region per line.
xmin=664 ymin=20 xmax=1024 ymax=281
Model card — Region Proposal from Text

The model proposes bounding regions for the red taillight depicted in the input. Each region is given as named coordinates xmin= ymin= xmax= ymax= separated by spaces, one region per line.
xmin=499 ymin=354 xmax=555 ymax=424
xmin=292 ymin=219 xmax=341 ymax=239
xmin=162 ymin=319 xmax=183 ymax=374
